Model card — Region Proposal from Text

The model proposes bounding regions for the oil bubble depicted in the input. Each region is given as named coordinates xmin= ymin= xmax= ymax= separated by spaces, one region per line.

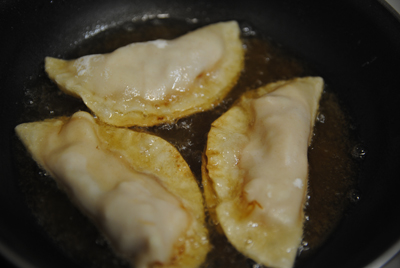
xmin=241 ymin=22 xmax=257 ymax=37
xmin=186 ymin=18 xmax=199 ymax=24
xmin=351 ymin=144 xmax=366 ymax=160
xmin=317 ymin=113 xmax=325 ymax=123
xmin=95 ymin=237 xmax=107 ymax=247
xmin=348 ymin=189 xmax=361 ymax=204
xmin=245 ymin=259 xmax=262 ymax=268
xmin=298 ymin=240 xmax=310 ymax=255
xmin=38 ymin=171 xmax=49 ymax=177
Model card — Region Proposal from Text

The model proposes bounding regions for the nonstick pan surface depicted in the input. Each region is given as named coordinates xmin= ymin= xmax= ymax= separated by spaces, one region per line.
xmin=1 ymin=0 xmax=400 ymax=268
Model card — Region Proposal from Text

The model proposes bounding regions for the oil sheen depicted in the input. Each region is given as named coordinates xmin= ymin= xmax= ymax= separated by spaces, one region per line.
xmin=14 ymin=18 xmax=359 ymax=268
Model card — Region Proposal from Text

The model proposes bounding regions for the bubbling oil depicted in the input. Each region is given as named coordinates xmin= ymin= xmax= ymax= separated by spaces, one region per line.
xmin=14 ymin=18 xmax=359 ymax=268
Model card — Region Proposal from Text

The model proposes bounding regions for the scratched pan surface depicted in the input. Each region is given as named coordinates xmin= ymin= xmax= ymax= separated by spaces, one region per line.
xmin=1 ymin=0 xmax=400 ymax=268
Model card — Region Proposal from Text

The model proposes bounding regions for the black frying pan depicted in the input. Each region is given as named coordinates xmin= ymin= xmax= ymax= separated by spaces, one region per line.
xmin=1 ymin=0 xmax=400 ymax=267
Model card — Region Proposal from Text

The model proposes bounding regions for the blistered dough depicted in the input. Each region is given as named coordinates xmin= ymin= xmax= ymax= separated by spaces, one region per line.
xmin=45 ymin=21 xmax=244 ymax=127
xmin=202 ymin=77 xmax=324 ymax=268
xmin=16 ymin=111 xmax=209 ymax=268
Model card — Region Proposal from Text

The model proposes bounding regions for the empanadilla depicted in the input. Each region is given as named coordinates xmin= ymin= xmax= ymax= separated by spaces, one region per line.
xmin=45 ymin=21 xmax=244 ymax=127
xmin=16 ymin=111 xmax=210 ymax=268
xmin=202 ymin=77 xmax=324 ymax=268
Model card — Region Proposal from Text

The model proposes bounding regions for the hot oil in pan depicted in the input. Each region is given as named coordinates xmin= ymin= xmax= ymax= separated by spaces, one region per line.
xmin=14 ymin=19 xmax=360 ymax=268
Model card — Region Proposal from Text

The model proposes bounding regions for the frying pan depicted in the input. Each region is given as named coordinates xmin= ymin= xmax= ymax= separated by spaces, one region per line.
xmin=1 ymin=0 xmax=400 ymax=267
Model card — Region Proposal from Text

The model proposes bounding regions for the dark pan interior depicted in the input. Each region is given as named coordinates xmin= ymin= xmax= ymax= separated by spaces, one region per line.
xmin=1 ymin=0 xmax=400 ymax=267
